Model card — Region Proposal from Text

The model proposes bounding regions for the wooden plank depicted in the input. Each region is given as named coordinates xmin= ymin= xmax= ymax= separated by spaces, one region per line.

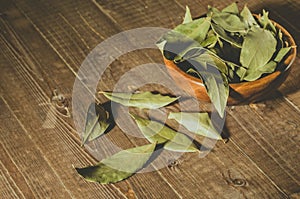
xmin=0 ymin=160 xmax=24 ymax=199
xmin=84 ymin=0 xmax=295 ymax=197
xmin=0 ymin=6 xmax=126 ymax=198
xmin=1 ymin=2 xmax=298 ymax=198
xmin=0 ymin=97 xmax=73 ymax=198
xmin=1 ymin=1 xmax=182 ymax=198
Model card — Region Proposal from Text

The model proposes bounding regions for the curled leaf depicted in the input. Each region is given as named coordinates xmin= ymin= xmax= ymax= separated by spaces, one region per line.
xmin=189 ymin=58 xmax=229 ymax=118
xmin=131 ymin=114 xmax=198 ymax=152
xmin=169 ymin=112 xmax=222 ymax=140
xmin=76 ymin=143 xmax=156 ymax=184
xmin=82 ymin=103 xmax=110 ymax=145
xmin=211 ymin=23 xmax=242 ymax=48
xmin=274 ymin=47 xmax=291 ymax=63
xmin=100 ymin=91 xmax=179 ymax=109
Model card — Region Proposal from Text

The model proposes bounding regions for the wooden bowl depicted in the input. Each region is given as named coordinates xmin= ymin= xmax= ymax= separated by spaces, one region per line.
xmin=164 ymin=19 xmax=297 ymax=105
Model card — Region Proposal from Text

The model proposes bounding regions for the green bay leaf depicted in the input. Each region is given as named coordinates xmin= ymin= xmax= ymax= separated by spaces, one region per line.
xmin=168 ymin=112 xmax=222 ymax=140
xmin=100 ymin=91 xmax=179 ymax=109
xmin=240 ymin=27 xmax=277 ymax=69
xmin=274 ymin=47 xmax=291 ymax=63
xmin=76 ymin=143 xmax=156 ymax=184
xmin=131 ymin=114 xmax=198 ymax=152
xmin=183 ymin=6 xmax=193 ymax=24
xmin=243 ymin=61 xmax=277 ymax=81
xmin=174 ymin=17 xmax=211 ymax=44
xmin=189 ymin=59 xmax=229 ymax=118
xmin=211 ymin=22 xmax=243 ymax=48
xmin=222 ymin=2 xmax=239 ymax=14
xmin=240 ymin=5 xmax=258 ymax=27
xmin=212 ymin=12 xmax=248 ymax=33
xmin=82 ymin=103 xmax=110 ymax=145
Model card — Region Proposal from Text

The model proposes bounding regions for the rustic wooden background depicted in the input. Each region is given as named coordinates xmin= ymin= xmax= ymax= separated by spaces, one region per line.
xmin=0 ymin=0 xmax=299 ymax=198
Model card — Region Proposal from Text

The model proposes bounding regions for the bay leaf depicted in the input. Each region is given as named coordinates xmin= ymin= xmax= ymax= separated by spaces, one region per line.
xmin=131 ymin=114 xmax=198 ymax=152
xmin=274 ymin=47 xmax=291 ymax=63
xmin=183 ymin=6 xmax=193 ymax=24
xmin=100 ymin=91 xmax=179 ymax=109
xmin=243 ymin=61 xmax=277 ymax=81
xmin=82 ymin=103 xmax=110 ymax=145
xmin=258 ymin=10 xmax=276 ymax=33
xmin=211 ymin=22 xmax=242 ymax=48
xmin=76 ymin=143 xmax=156 ymax=184
xmin=222 ymin=2 xmax=239 ymax=14
xmin=168 ymin=112 xmax=222 ymax=140
xmin=189 ymin=58 xmax=229 ymax=118
xmin=212 ymin=12 xmax=248 ymax=33
xmin=240 ymin=5 xmax=258 ymax=27
xmin=240 ymin=27 xmax=277 ymax=69
xmin=174 ymin=17 xmax=211 ymax=44
xmin=200 ymin=30 xmax=218 ymax=48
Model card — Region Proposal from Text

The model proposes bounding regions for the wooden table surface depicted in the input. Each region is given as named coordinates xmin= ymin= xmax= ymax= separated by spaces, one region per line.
xmin=0 ymin=0 xmax=299 ymax=198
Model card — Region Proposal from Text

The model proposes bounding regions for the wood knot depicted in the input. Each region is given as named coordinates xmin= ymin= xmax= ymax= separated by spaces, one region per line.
xmin=232 ymin=178 xmax=246 ymax=187
xmin=51 ymin=89 xmax=70 ymax=117
xmin=168 ymin=159 xmax=180 ymax=169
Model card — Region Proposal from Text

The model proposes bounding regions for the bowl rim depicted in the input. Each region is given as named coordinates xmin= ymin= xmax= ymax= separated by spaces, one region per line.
xmin=163 ymin=15 xmax=297 ymax=87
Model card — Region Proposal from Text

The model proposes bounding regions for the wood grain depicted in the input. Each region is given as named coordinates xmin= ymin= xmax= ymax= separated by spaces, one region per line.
xmin=0 ymin=0 xmax=299 ymax=198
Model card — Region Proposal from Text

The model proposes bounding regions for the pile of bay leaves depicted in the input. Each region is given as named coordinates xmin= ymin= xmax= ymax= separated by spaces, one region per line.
xmin=157 ymin=3 xmax=292 ymax=117
xmin=76 ymin=3 xmax=291 ymax=184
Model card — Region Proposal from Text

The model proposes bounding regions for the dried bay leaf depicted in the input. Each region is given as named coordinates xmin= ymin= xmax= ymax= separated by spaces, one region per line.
xmin=240 ymin=27 xmax=277 ymax=69
xmin=76 ymin=143 xmax=156 ymax=184
xmin=189 ymin=58 xmax=229 ymax=118
xmin=131 ymin=114 xmax=198 ymax=152
xmin=243 ymin=61 xmax=277 ymax=81
xmin=240 ymin=5 xmax=258 ymax=27
xmin=211 ymin=23 xmax=242 ymax=48
xmin=212 ymin=12 xmax=248 ymax=33
xmin=183 ymin=6 xmax=193 ymax=24
xmin=258 ymin=10 xmax=276 ymax=33
xmin=100 ymin=91 xmax=179 ymax=109
xmin=222 ymin=2 xmax=239 ymax=14
xmin=82 ymin=102 xmax=110 ymax=145
xmin=174 ymin=17 xmax=211 ymax=44
xmin=168 ymin=112 xmax=222 ymax=140
xmin=274 ymin=47 xmax=291 ymax=63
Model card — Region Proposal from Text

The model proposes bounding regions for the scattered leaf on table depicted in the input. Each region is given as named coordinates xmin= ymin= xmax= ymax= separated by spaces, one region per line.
xmin=100 ymin=91 xmax=179 ymax=109
xmin=240 ymin=27 xmax=277 ymax=69
xmin=168 ymin=112 xmax=222 ymax=140
xmin=131 ymin=114 xmax=198 ymax=152
xmin=82 ymin=102 xmax=110 ymax=145
xmin=76 ymin=143 xmax=156 ymax=184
